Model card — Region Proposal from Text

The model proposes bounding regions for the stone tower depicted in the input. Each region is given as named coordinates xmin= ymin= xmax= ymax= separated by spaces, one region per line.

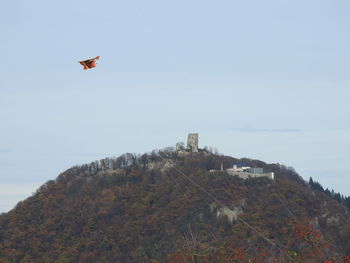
xmin=187 ymin=133 xmax=199 ymax=152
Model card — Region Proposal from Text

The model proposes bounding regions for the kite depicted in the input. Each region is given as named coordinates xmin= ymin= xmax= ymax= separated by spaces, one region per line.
xmin=79 ymin=56 xmax=100 ymax=70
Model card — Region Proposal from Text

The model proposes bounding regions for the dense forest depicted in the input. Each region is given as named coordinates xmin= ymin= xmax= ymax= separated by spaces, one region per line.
xmin=0 ymin=148 xmax=349 ymax=262
xmin=309 ymin=177 xmax=350 ymax=210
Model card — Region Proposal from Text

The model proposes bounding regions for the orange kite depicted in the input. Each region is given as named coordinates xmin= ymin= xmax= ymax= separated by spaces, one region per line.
xmin=79 ymin=56 xmax=100 ymax=70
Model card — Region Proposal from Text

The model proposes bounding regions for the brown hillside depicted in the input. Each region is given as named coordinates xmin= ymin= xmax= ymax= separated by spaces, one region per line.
xmin=0 ymin=150 xmax=349 ymax=262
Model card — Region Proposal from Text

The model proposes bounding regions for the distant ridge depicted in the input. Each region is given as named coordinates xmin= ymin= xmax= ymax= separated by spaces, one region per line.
xmin=0 ymin=145 xmax=349 ymax=262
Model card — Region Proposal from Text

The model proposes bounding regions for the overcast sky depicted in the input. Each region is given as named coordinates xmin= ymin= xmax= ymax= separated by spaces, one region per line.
xmin=1 ymin=0 xmax=349 ymax=213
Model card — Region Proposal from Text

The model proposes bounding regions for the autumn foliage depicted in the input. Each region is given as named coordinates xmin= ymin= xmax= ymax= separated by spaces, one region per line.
xmin=0 ymin=150 xmax=349 ymax=262
xmin=164 ymin=218 xmax=350 ymax=263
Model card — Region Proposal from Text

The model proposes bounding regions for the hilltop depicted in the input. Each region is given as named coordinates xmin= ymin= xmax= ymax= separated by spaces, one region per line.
xmin=0 ymin=146 xmax=349 ymax=262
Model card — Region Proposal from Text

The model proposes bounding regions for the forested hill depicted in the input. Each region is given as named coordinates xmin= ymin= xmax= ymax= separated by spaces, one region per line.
xmin=0 ymin=149 xmax=350 ymax=262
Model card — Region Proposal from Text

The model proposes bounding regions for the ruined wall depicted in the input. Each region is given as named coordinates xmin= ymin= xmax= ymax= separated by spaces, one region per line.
xmin=187 ymin=133 xmax=198 ymax=152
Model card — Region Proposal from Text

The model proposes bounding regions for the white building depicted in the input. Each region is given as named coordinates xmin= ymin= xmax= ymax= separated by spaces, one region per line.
xmin=211 ymin=164 xmax=275 ymax=180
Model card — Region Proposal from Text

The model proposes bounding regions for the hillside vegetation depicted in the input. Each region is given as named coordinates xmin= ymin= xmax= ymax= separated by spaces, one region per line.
xmin=0 ymin=149 xmax=349 ymax=262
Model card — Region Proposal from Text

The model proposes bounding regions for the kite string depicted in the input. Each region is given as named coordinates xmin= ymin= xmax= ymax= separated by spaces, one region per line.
xmin=163 ymin=158 xmax=292 ymax=260
xmin=266 ymin=181 xmax=340 ymax=254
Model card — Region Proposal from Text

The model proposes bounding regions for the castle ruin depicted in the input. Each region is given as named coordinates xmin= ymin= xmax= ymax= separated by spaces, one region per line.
xmin=176 ymin=133 xmax=199 ymax=153
xmin=187 ymin=133 xmax=198 ymax=152
xmin=177 ymin=133 xmax=274 ymax=180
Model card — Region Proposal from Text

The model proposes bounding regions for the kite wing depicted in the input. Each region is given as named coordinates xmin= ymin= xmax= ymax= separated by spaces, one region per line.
xmin=79 ymin=56 xmax=100 ymax=70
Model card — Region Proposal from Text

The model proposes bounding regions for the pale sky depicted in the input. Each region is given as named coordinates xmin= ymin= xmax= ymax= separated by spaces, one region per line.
xmin=1 ymin=0 xmax=350 ymax=213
